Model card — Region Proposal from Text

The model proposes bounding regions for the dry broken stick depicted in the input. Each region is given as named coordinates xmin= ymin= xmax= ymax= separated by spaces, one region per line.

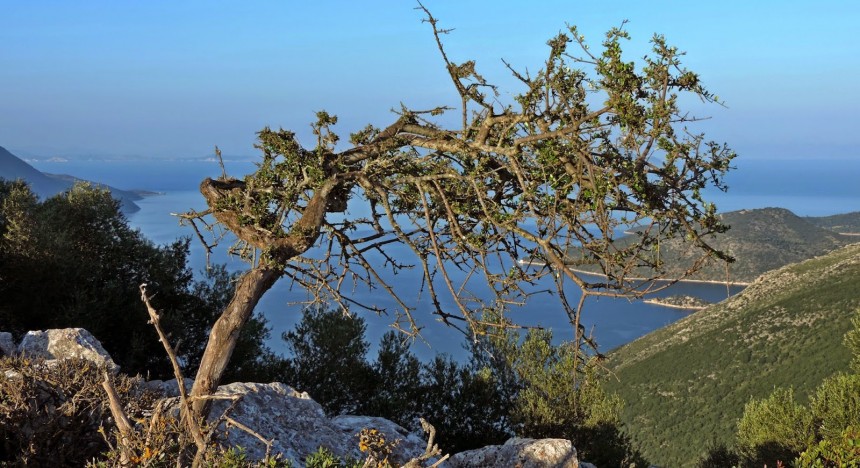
xmin=101 ymin=370 xmax=134 ymax=465
xmin=139 ymin=283 xmax=208 ymax=467
xmin=401 ymin=418 xmax=449 ymax=468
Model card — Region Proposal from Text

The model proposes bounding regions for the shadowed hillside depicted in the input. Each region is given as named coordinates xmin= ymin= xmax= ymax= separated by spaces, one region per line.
xmin=606 ymin=242 xmax=860 ymax=466
xmin=0 ymin=145 xmax=142 ymax=213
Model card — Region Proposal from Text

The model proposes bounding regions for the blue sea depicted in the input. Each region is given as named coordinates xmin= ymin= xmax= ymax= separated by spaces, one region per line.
xmin=30 ymin=157 xmax=860 ymax=361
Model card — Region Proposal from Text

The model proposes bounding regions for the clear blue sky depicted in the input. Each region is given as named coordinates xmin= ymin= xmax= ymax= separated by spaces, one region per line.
xmin=1 ymin=1 xmax=858 ymax=161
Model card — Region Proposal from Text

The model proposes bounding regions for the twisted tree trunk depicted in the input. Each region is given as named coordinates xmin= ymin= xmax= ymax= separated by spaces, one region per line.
xmin=190 ymin=266 xmax=282 ymax=417
xmin=189 ymin=177 xmax=335 ymax=420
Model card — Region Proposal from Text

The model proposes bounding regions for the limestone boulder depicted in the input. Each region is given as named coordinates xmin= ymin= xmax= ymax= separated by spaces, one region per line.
xmin=448 ymin=437 xmax=580 ymax=468
xmin=331 ymin=415 xmax=428 ymax=466
xmin=199 ymin=382 xmax=427 ymax=466
xmin=0 ymin=332 xmax=15 ymax=356
xmin=17 ymin=328 xmax=118 ymax=371
xmin=144 ymin=377 xmax=196 ymax=397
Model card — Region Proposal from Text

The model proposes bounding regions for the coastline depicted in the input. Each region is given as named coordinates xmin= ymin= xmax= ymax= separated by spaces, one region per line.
xmin=642 ymin=299 xmax=707 ymax=311
xmin=565 ymin=266 xmax=752 ymax=287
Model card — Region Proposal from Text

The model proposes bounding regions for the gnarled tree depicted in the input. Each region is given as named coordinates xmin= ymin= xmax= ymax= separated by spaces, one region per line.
xmin=181 ymin=6 xmax=734 ymax=421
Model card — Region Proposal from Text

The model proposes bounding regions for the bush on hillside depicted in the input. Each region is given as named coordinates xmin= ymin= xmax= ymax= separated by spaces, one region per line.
xmin=0 ymin=179 xmax=284 ymax=381
xmin=736 ymin=387 xmax=815 ymax=466
xmin=0 ymin=356 xmax=157 ymax=465
xmin=795 ymin=426 xmax=860 ymax=467
xmin=809 ymin=373 xmax=860 ymax=442
xmin=707 ymin=309 xmax=860 ymax=467
xmin=276 ymin=307 xmax=647 ymax=465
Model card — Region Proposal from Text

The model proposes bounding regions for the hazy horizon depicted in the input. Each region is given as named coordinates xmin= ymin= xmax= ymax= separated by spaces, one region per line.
xmin=2 ymin=1 xmax=859 ymax=162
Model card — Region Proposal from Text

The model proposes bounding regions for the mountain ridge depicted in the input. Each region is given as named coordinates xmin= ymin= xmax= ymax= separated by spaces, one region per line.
xmin=569 ymin=207 xmax=856 ymax=284
xmin=0 ymin=145 xmax=142 ymax=213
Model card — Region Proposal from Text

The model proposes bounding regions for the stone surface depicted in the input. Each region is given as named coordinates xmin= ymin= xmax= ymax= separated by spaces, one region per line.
xmin=5 ymin=329 xmax=591 ymax=467
xmin=0 ymin=332 xmax=15 ymax=356
xmin=448 ymin=437 xmax=579 ymax=468
xmin=17 ymin=328 xmax=118 ymax=371
xmin=201 ymin=382 xmax=427 ymax=466
xmin=331 ymin=415 xmax=427 ymax=466
xmin=144 ymin=378 xmax=196 ymax=397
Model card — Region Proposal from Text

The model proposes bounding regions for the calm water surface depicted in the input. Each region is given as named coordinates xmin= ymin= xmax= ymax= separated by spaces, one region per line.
xmin=31 ymin=158 xmax=859 ymax=361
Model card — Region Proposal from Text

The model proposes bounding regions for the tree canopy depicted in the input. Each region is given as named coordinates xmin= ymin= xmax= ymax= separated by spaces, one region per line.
xmin=181 ymin=7 xmax=735 ymax=418
xmin=0 ymin=180 xmax=279 ymax=381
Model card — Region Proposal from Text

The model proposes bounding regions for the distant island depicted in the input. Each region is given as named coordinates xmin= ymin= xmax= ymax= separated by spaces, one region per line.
xmin=0 ymin=145 xmax=147 ymax=213
xmin=644 ymin=294 xmax=710 ymax=310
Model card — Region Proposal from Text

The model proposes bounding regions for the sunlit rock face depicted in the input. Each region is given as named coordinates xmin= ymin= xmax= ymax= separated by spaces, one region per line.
xmin=448 ymin=437 xmax=581 ymax=468
xmin=16 ymin=328 xmax=119 ymax=372
xmin=4 ymin=328 xmax=591 ymax=467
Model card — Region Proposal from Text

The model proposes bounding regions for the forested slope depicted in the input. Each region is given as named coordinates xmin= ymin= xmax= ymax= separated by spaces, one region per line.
xmin=569 ymin=207 xmax=854 ymax=284
xmin=606 ymin=242 xmax=860 ymax=466
xmin=806 ymin=211 xmax=860 ymax=234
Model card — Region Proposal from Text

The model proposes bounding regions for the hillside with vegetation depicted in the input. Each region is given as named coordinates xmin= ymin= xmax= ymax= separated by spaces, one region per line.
xmin=806 ymin=211 xmax=860 ymax=235
xmin=606 ymin=241 xmax=860 ymax=466
xmin=569 ymin=207 xmax=855 ymax=284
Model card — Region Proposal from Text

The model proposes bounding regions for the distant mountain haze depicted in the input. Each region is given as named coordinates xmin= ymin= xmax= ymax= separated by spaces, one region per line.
xmin=567 ymin=207 xmax=860 ymax=283
xmin=0 ymin=145 xmax=142 ymax=213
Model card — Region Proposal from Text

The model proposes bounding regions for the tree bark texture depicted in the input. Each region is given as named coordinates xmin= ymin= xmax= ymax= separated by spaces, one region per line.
xmin=190 ymin=266 xmax=282 ymax=417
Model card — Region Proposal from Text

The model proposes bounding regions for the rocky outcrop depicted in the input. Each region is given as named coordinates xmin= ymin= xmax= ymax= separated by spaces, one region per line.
xmin=0 ymin=332 xmax=14 ymax=356
xmin=16 ymin=328 xmax=119 ymax=372
xmin=3 ymin=328 xmax=591 ymax=467
xmin=167 ymin=382 xmax=427 ymax=466
xmin=331 ymin=415 xmax=427 ymax=465
xmin=448 ymin=438 xmax=580 ymax=467
xmin=144 ymin=377 xmax=195 ymax=397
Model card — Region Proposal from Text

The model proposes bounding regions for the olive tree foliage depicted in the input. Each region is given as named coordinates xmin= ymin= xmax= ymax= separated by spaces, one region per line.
xmin=0 ymin=180 xmax=278 ymax=381
xmin=180 ymin=6 xmax=735 ymax=418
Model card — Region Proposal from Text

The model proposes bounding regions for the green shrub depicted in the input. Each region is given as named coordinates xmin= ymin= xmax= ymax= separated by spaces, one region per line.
xmin=736 ymin=387 xmax=815 ymax=466
xmin=810 ymin=373 xmax=860 ymax=441
xmin=304 ymin=446 xmax=362 ymax=468
xmin=795 ymin=426 xmax=860 ymax=467
xmin=281 ymin=307 xmax=375 ymax=415
xmin=467 ymin=312 xmax=647 ymax=467
xmin=203 ymin=447 xmax=294 ymax=467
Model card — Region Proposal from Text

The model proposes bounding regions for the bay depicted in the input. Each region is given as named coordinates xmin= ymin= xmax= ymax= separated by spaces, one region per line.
xmin=30 ymin=157 xmax=858 ymax=361
xmin=127 ymin=188 xmax=744 ymax=362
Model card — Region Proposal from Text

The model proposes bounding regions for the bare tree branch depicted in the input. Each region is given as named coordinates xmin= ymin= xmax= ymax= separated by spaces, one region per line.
xmin=178 ymin=5 xmax=736 ymax=425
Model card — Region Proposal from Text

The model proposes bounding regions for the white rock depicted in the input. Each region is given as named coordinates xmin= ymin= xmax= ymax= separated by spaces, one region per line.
xmin=448 ymin=437 xmax=580 ymax=468
xmin=331 ymin=415 xmax=428 ymax=465
xmin=0 ymin=332 xmax=15 ymax=356
xmin=197 ymin=382 xmax=427 ymax=466
xmin=17 ymin=328 xmax=118 ymax=371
